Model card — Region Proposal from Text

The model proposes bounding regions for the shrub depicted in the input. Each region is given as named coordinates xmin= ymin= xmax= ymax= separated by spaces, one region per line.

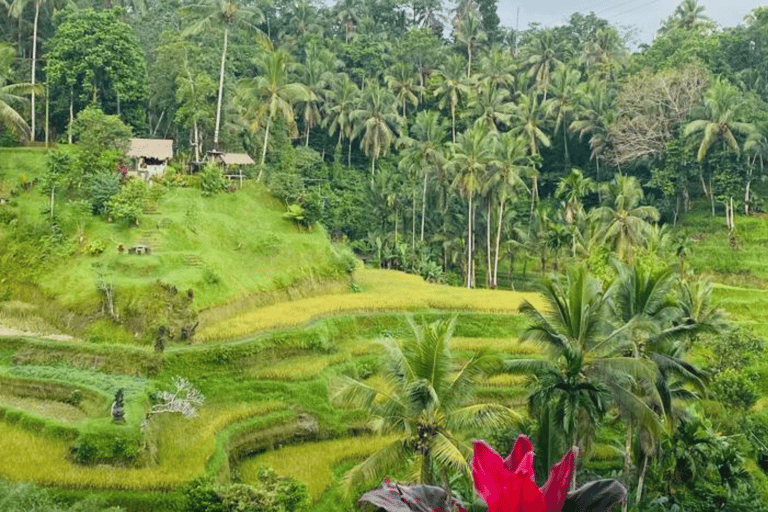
xmin=200 ymin=164 xmax=225 ymax=197
xmin=90 ymin=171 xmax=121 ymax=215
xmin=221 ymin=468 xmax=310 ymax=512
xmin=107 ymin=179 xmax=148 ymax=226
xmin=71 ymin=105 xmax=132 ymax=157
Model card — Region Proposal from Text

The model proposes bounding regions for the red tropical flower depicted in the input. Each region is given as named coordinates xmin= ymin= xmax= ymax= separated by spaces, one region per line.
xmin=472 ymin=435 xmax=578 ymax=512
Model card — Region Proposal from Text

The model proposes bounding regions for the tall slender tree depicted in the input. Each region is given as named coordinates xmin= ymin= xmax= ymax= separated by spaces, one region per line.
xmin=352 ymin=80 xmax=400 ymax=177
xmin=183 ymin=0 xmax=262 ymax=149
xmin=235 ymin=40 xmax=309 ymax=177
xmin=448 ymin=124 xmax=493 ymax=288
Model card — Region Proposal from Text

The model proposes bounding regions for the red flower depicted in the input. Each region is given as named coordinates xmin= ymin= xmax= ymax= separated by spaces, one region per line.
xmin=472 ymin=435 xmax=578 ymax=512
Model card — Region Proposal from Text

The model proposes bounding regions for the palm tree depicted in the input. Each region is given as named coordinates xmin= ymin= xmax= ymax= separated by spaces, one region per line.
xmin=9 ymin=0 xmax=54 ymax=142
xmin=0 ymin=43 xmax=38 ymax=141
xmin=183 ymin=0 xmax=262 ymax=148
xmin=324 ymin=73 xmax=359 ymax=166
xmin=570 ymin=80 xmax=615 ymax=193
xmin=582 ymin=27 xmax=626 ymax=82
xmin=235 ymin=40 xmax=310 ymax=177
xmin=330 ymin=316 xmax=516 ymax=488
xmin=523 ymin=28 xmax=563 ymax=101
xmin=399 ymin=110 xmax=447 ymax=243
xmin=477 ymin=44 xmax=516 ymax=89
xmin=512 ymin=91 xmax=551 ymax=214
xmin=297 ymin=43 xmax=336 ymax=147
xmin=447 ymin=124 xmax=493 ymax=288
xmin=593 ymin=174 xmax=660 ymax=261
xmin=485 ymin=132 xmax=532 ymax=287
xmin=556 ymin=168 xmax=596 ymax=225
xmin=385 ymin=62 xmax=420 ymax=118
xmin=432 ymin=54 xmax=471 ymax=143
xmin=335 ymin=0 xmax=358 ymax=43
xmin=352 ymin=80 xmax=400 ymax=177
xmin=660 ymin=0 xmax=714 ymax=33
xmin=608 ymin=261 xmax=710 ymax=506
xmin=547 ymin=65 xmax=581 ymax=165
xmin=454 ymin=13 xmax=486 ymax=78
xmin=468 ymin=79 xmax=514 ymax=132
xmin=683 ymin=78 xmax=756 ymax=163
xmin=508 ymin=267 xmax=662 ymax=474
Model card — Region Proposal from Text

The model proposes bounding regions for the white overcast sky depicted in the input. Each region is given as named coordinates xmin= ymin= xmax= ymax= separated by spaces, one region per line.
xmin=494 ymin=0 xmax=763 ymax=46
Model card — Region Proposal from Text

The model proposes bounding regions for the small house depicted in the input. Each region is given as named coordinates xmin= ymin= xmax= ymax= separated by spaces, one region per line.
xmin=208 ymin=151 xmax=256 ymax=184
xmin=127 ymin=138 xmax=174 ymax=180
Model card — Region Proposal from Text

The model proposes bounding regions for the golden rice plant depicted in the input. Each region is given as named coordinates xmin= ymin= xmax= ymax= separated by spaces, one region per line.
xmin=199 ymin=269 xmax=544 ymax=341
xmin=0 ymin=401 xmax=287 ymax=491
xmin=238 ymin=435 xmax=398 ymax=501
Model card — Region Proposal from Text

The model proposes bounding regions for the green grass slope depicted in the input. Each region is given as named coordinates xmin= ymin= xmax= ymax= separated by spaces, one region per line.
xmin=0 ymin=147 xmax=351 ymax=341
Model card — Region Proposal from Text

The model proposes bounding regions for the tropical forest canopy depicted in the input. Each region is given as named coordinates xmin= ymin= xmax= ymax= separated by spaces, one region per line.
xmin=2 ymin=0 xmax=768 ymax=284
xmin=4 ymin=1 xmax=768 ymax=512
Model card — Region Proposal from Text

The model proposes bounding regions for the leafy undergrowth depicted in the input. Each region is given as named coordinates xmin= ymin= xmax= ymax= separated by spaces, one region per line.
xmin=239 ymin=435 xmax=399 ymax=502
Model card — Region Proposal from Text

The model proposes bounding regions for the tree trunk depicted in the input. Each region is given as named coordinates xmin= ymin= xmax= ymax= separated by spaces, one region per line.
xmin=44 ymin=82 xmax=49 ymax=147
xmin=709 ymin=176 xmax=715 ymax=217
xmin=371 ymin=154 xmax=376 ymax=177
xmin=635 ymin=453 xmax=649 ymax=505
xmin=412 ymin=186 xmax=416 ymax=252
xmin=30 ymin=0 xmax=40 ymax=142
xmin=68 ymin=87 xmax=74 ymax=144
xmin=622 ymin=422 xmax=633 ymax=512
xmin=213 ymin=24 xmax=229 ymax=149
xmin=194 ymin=120 xmax=200 ymax=162
xmin=420 ymin=168 xmax=428 ymax=242
xmin=348 ymin=138 xmax=352 ymax=167
xmin=745 ymin=161 xmax=753 ymax=215
xmin=466 ymin=194 xmax=473 ymax=288
xmin=451 ymin=104 xmax=456 ymax=143
xmin=258 ymin=116 xmax=271 ymax=180
xmin=493 ymin=199 xmax=505 ymax=288
xmin=486 ymin=200 xmax=492 ymax=287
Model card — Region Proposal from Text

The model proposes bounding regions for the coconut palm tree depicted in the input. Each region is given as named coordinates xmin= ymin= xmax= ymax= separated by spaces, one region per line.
xmin=512 ymin=91 xmax=551 ymax=214
xmin=399 ymin=110 xmax=447 ymax=242
xmin=324 ymin=73 xmax=359 ymax=167
xmin=183 ymin=0 xmax=262 ymax=149
xmin=447 ymin=124 xmax=494 ymax=288
xmin=507 ymin=266 xmax=662 ymax=474
xmin=485 ymin=132 xmax=532 ymax=287
xmin=547 ymin=65 xmax=581 ymax=165
xmin=432 ymin=54 xmax=471 ymax=143
xmin=331 ymin=316 xmax=516 ymax=488
xmin=297 ymin=43 xmax=336 ymax=147
xmin=235 ymin=40 xmax=309 ymax=177
xmin=352 ymin=80 xmax=400 ymax=177
xmin=660 ymin=0 xmax=714 ymax=33
xmin=0 ymin=43 xmax=38 ymax=141
xmin=570 ymin=80 xmax=615 ymax=192
xmin=468 ymin=79 xmax=514 ymax=132
xmin=477 ymin=43 xmax=516 ymax=89
xmin=593 ymin=174 xmax=660 ymax=262
xmin=454 ymin=13 xmax=486 ymax=78
xmin=385 ymin=62 xmax=420 ymax=118
xmin=523 ymin=28 xmax=564 ymax=101
xmin=683 ymin=78 xmax=757 ymax=163
xmin=9 ymin=0 xmax=55 ymax=142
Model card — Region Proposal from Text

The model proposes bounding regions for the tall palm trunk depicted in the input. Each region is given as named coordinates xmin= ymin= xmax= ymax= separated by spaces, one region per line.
xmin=622 ymin=422 xmax=633 ymax=512
xmin=420 ymin=168 xmax=428 ymax=242
xmin=636 ymin=453 xmax=649 ymax=505
xmin=493 ymin=198 xmax=505 ymax=288
xmin=30 ymin=0 xmax=40 ymax=141
xmin=466 ymin=194 xmax=473 ymax=288
xmin=258 ymin=116 xmax=271 ymax=180
xmin=213 ymin=24 xmax=229 ymax=148
xmin=451 ymin=104 xmax=456 ymax=143
xmin=486 ymin=200 xmax=492 ymax=287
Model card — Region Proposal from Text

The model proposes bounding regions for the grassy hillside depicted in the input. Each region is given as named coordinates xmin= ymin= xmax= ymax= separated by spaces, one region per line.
xmin=0 ymin=147 xmax=351 ymax=342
